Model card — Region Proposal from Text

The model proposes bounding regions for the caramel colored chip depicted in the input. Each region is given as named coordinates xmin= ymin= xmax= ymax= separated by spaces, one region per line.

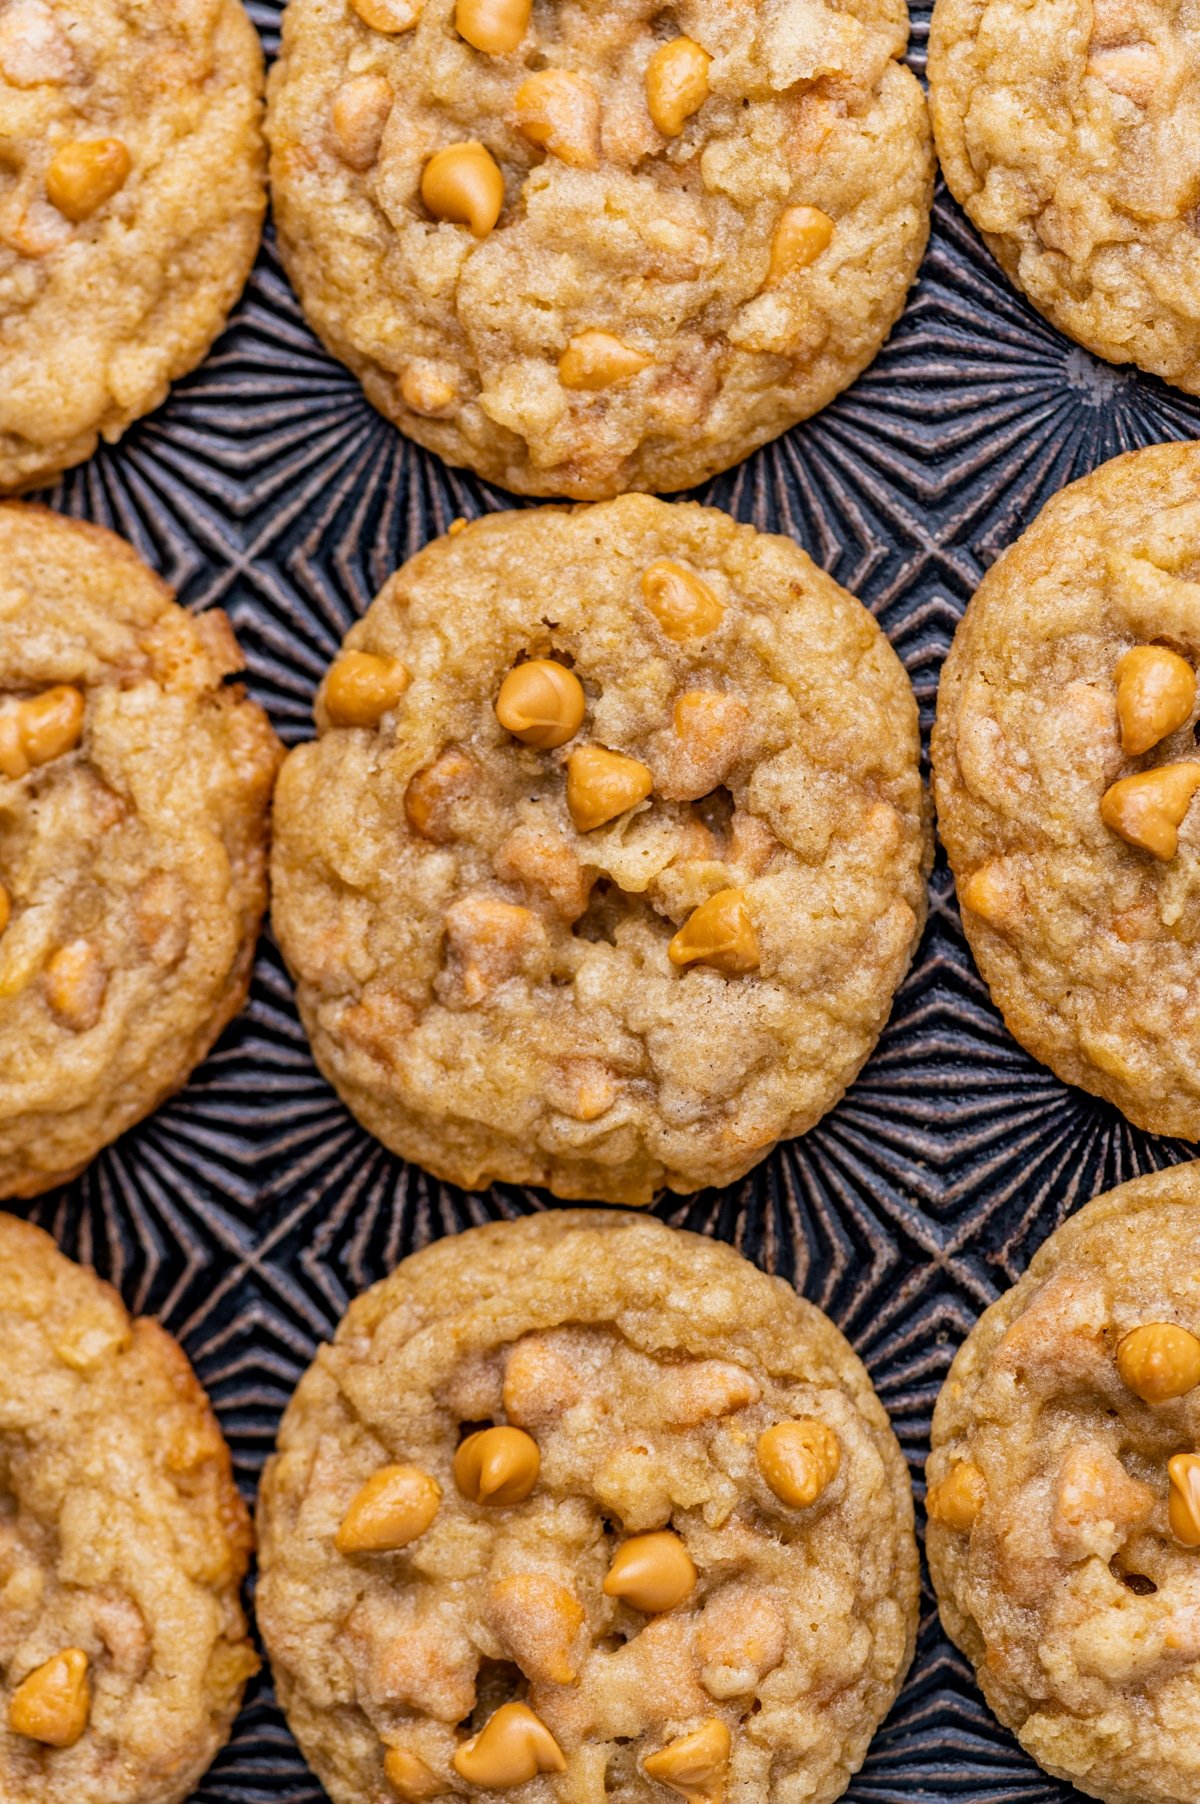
xmin=641 ymin=561 xmax=724 ymax=641
xmin=8 ymin=1649 xmax=90 ymax=1748
xmin=405 ymin=746 xmax=477 ymax=839
xmin=44 ymin=940 xmax=107 ymax=1033
xmin=645 ymin=36 xmax=710 ymax=137
xmin=495 ymin=659 xmax=585 ymax=748
xmin=1169 ymin=1452 xmax=1200 ymax=1546
xmin=46 ymin=138 xmax=131 ymax=222
xmin=400 ymin=362 xmax=458 ymax=416
xmin=452 ymin=1702 xmax=565 ymax=1787
xmin=331 ymin=74 xmax=393 ymax=169
xmin=766 ymin=206 xmax=834 ymax=285
xmin=1100 ymin=762 xmax=1200 ymax=860
xmin=559 ymin=330 xmax=652 ymax=390
xmin=421 ymin=141 xmax=504 ymax=237
xmin=335 ymin=1464 xmax=441 ymax=1553
xmin=567 ymin=744 xmax=654 ymax=831
xmin=0 ymin=685 xmax=85 ymax=780
xmin=324 ymin=652 xmax=410 ymax=727
xmin=668 ymin=889 xmax=759 ymax=974
xmin=643 ymin=1717 xmax=731 ymax=1804
xmin=456 ymin=0 xmax=530 ymax=51
xmin=487 ymin=1572 xmax=585 ymax=1682
xmin=383 ymin=1745 xmax=444 ymax=1799
xmin=757 ymin=1419 xmax=840 ymax=1508
xmin=514 ymin=69 xmax=600 ymax=168
xmin=454 ymin=1425 xmax=540 ymax=1504
xmin=353 ymin=0 xmax=421 ymax=29
xmin=1114 ymin=644 xmax=1196 ymax=756
xmin=1117 ymin=1323 xmax=1200 ymax=1403
xmin=604 ymin=1530 xmax=697 ymax=1613
xmin=926 ymin=1460 xmax=986 ymax=1532
xmin=959 ymin=859 xmax=1023 ymax=930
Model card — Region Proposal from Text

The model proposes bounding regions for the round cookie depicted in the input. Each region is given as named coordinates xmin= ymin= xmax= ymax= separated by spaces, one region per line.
xmin=926 ymin=1162 xmax=1200 ymax=1804
xmin=0 ymin=503 xmax=282 ymax=1199
xmin=270 ymin=495 xmax=931 ymax=1203
xmin=0 ymin=0 xmax=267 ymax=494
xmin=929 ymin=0 xmax=1200 ymax=391
xmin=0 ymin=1212 xmax=258 ymax=1804
xmin=265 ymin=0 xmax=933 ymax=498
xmin=932 ymin=443 xmax=1200 ymax=1138
xmin=257 ymin=1210 xmax=920 ymax=1804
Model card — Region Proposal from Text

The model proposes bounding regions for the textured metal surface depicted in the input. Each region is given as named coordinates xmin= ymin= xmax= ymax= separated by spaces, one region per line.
xmin=21 ymin=3 xmax=1200 ymax=1797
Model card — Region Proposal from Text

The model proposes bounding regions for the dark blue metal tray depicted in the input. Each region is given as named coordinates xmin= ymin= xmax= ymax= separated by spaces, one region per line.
xmin=25 ymin=3 xmax=1200 ymax=1796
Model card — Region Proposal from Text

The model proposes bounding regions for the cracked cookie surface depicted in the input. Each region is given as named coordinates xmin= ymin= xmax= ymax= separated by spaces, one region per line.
xmin=265 ymin=0 xmax=932 ymax=496
xmin=270 ymin=495 xmax=930 ymax=1204
xmin=932 ymin=444 xmax=1200 ymax=1138
xmin=0 ymin=0 xmax=266 ymax=493
xmin=256 ymin=1210 xmax=920 ymax=1804
xmin=927 ymin=1163 xmax=1200 ymax=1804
xmin=0 ymin=503 xmax=281 ymax=1199
xmin=0 ymin=1212 xmax=258 ymax=1804
xmin=929 ymin=0 xmax=1200 ymax=389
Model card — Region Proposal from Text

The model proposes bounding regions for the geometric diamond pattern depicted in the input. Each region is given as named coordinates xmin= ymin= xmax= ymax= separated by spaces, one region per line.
xmin=15 ymin=1 xmax=1200 ymax=1795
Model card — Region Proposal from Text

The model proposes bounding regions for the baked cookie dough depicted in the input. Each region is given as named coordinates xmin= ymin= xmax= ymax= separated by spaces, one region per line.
xmin=932 ymin=443 xmax=1200 ymax=1138
xmin=270 ymin=495 xmax=931 ymax=1203
xmin=0 ymin=0 xmax=267 ymax=494
xmin=0 ymin=503 xmax=282 ymax=1199
xmin=927 ymin=1162 xmax=1200 ymax=1804
xmin=257 ymin=1210 xmax=920 ymax=1804
xmin=929 ymin=0 xmax=1200 ymax=390
xmin=265 ymin=0 xmax=933 ymax=497
xmin=0 ymin=1212 xmax=258 ymax=1804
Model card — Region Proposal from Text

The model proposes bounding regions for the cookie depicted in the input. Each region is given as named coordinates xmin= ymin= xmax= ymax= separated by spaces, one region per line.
xmin=270 ymin=495 xmax=930 ymax=1203
xmin=931 ymin=444 xmax=1200 ymax=1137
xmin=0 ymin=0 xmax=267 ymax=494
xmin=0 ymin=1212 xmax=258 ymax=1804
xmin=257 ymin=1210 xmax=920 ymax=1804
xmin=265 ymin=0 xmax=933 ymax=498
xmin=0 ymin=503 xmax=282 ymax=1199
xmin=925 ymin=1162 xmax=1200 ymax=1804
xmin=929 ymin=0 xmax=1200 ymax=391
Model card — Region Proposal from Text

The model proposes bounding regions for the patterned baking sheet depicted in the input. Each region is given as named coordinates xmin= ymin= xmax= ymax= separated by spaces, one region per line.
xmin=22 ymin=2 xmax=1200 ymax=1797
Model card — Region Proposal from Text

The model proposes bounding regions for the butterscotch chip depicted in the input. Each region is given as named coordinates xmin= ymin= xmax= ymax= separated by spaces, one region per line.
xmin=1117 ymin=1323 xmax=1200 ymax=1403
xmin=420 ymin=140 xmax=505 ymax=237
xmin=0 ymin=0 xmax=265 ymax=493
xmin=926 ymin=1164 xmax=1200 ymax=1804
xmin=0 ymin=504 xmax=280 ymax=1200
xmin=9 ymin=1646 xmax=91 ymax=1748
xmin=256 ymin=1211 xmax=919 ymax=1804
xmin=932 ymin=445 xmax=1200 ymax=1139
xmin=0 ymin=1214 xmax=257 ymax=1802
xmin=925 ymin=1460 xmax=985 ymax=1532
xmin=265 ymin=0 xmax=932 ymax=496
xmin=270 ymin=497 xmax=930 ymax=1204
xmin=929 ymin=0 xmax=1200 ymax=392
xmin=1168 ymin=1453 xmax=1200 ymax=1547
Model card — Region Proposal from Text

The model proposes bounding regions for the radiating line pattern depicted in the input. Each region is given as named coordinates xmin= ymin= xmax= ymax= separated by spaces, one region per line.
xmin=17 ymin=0 xmax=1200 ymax=1795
